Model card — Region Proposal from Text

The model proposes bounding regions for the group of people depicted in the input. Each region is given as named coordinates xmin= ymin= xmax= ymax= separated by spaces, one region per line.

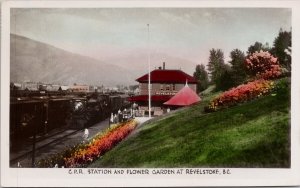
xmin=82 ymin=108 xmax=133 ymax=142
xmin=110 ymin=108 xmax=132 ymax=124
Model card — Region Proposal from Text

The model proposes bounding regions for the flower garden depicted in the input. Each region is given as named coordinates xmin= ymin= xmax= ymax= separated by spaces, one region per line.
xmin=206 ymin=79 xmax=275 ymax=111
xmin=205 ymin=50 xmax=283 ymax=112
xmin=37 ymin=120 xmax=138 ymax=168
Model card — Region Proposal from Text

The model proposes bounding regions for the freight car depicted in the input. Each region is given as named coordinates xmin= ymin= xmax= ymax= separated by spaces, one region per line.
xmin=109 ymin=94 xmax=131 ymax=113
xmin=10 ymin=91 xmax=130 ymax=149
xmin=10 ymin=96 xmax=72 ymax=149
xmin=10 ymin=99 xmax=44 ymax=144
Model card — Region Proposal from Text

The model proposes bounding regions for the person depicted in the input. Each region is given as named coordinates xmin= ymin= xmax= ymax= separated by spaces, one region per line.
xmin=133 ymin=102 xmax=138 ymax=109
xmin=110 ymin=113 xmax=114 ymax=124
xmin=123 ymin=109 xmax=128 ymax=120
xmin=131 ymin=109 xmax=134 ymax=118
xmin=83 ymin=128 xmax=89 ymax=141
xmin=114 ymin=114 xmax=118 ymax=123
xmin=17 ymin=162 xmax=22 ymax=168
xmin=118 ymin=111 xmax=123 ymax=122
xmin=167 ymin=108 xmax=170 ymax=113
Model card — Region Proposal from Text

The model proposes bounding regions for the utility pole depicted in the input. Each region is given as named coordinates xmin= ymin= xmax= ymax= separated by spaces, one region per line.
xmin=31 ymin=103 xmax=38 ymax=167
xmin=147 ymin=23 xmax=151 ymax=118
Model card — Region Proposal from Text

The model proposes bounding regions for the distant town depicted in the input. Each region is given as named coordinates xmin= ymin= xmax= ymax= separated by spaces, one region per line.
xmin=10 ymin=81 xmax=140 ymax=95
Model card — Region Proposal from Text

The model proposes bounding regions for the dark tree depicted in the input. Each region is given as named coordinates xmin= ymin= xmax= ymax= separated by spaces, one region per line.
xmin=193 ymin=64 xmax=209 ymax=92
xmin=272 ymin=28 xmax=291 ymax=71
xmin=228 ymin=49 xmax=247 ymax=86
xmin=207 ymin=49 xmax=235 ymax=91
xmin=207 ymin=48 xmax=225 ymax=84
xmin=215 ymin=64 xmax=235 ymax=91
xmin=247 ymin=42 xmax=271 ymax=55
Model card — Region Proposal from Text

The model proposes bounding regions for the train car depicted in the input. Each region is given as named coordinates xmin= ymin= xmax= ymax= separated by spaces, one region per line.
xmin=84 ymin=94 xmax=109 ymax=127
xmin=10 ymin=98 xmax=45 ymax=149
xmin=46 ymin=97 xmax=72 ymax=130
xmin=9 ymin=92 xmax=131 ymax=149
xmin=109 ymin=94 xmax=131 ymax=113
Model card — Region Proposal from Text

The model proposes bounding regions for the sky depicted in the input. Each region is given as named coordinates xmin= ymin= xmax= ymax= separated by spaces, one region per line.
xmin=11 ymin=8 xmax=291 ymax=66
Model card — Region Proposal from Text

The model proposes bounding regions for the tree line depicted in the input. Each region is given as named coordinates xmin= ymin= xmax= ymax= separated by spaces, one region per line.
xmin=193 ymin=28 xmax=291 ymax=93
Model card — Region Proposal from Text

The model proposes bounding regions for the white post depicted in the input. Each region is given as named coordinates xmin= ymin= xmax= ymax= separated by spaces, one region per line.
xmin=147 ymin=24 xmax=151 ymax=118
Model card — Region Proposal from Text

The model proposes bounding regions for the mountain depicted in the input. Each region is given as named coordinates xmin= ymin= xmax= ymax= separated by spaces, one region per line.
xmin=10 ymin=34 xmax=136 ymax=86
xmin=106 ymin=52 xmax=198 ymax=77
xmin=10 ymin=34 xmax=198 ymax=86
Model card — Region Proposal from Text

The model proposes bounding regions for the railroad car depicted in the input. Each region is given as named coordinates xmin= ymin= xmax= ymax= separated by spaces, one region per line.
xmin=10 ymin=91 xmax=130 ymax=149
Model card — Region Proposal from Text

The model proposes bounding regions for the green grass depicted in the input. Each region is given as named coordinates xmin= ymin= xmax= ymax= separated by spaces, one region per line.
xmin=89 ymin=81 xmax=290 ymax=168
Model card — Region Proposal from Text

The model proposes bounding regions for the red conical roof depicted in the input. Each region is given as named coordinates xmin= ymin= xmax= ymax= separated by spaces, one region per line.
xmin=164 ymin=84 xmax=201 ymax=106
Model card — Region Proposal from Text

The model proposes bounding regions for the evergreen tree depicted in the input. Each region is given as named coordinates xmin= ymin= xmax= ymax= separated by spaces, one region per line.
xmin=272 ymin=28 xmax=291 ymax=71
xmin=207 ymin=48 xmax=234 ymax=91
xmin=247 ymin=42 xmax=271 ymax=55
xmin=193 ymin=64 xmax=209 ymax=92
xmin=207 ymin=48 xmax=225 ymax=84
xmin=215 ymin=64 xmax=235 ymax=91
xmin=228 ymin=49 xmax=247 ymax=86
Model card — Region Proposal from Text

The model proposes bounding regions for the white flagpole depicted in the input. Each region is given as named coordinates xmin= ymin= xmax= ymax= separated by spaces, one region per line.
xmin=147 ymin=24 xmax=151 ymax=118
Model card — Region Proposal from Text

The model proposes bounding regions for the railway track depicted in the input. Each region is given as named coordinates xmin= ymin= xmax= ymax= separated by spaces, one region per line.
xmin=10 ymin=117 xmax=111 ymax=167
xmin=10 ymin=128 xmax=82 ymax=166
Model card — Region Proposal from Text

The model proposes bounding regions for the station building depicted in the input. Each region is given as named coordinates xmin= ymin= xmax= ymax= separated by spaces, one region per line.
xmin=128 ymin=63 xmax=199 ymax=116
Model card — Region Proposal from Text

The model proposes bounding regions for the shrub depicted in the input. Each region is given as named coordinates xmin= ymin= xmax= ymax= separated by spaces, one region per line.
xmin=273 ymin=78 xmax=290 ymax=100
xmin=245 ymin=50 xmax=281 ymax=79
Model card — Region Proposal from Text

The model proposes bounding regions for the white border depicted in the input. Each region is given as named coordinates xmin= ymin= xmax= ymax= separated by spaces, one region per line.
xmin=1 ymin=1 xmax=300 ymax=187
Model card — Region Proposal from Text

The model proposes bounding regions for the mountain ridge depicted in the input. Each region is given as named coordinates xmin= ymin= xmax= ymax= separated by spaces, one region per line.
xmin=10 ymin=33 xmax=198 ymax=86
xmin=10 ymin=33 xmax=136 ymax=86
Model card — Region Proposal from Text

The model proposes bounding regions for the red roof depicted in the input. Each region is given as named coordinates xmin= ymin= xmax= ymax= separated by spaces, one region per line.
xmin=136 ymin=69 xmax=197 ymax=84
xmin=128 ymin=95 xmax=172 ymax=102
xmin=164 ymin=85 xmax=201 ymax=106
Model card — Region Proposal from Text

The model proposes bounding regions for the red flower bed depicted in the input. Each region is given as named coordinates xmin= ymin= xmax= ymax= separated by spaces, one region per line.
xmin=206 ymin=79 xmax=275 ymax=112
xmin=64 ymin=120 xmax=137 ymax=167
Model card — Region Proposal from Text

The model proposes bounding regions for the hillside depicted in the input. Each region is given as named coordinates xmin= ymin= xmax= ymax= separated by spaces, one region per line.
xmin=89 ymin=80 xmax=290 ymax=168
xmin=10 ymin=34 xmax=135 ymax=86
xmin=10 ymin=34 xmax=198 ymax=86
xmin=106 ymin=52 xmax=198 ymax=76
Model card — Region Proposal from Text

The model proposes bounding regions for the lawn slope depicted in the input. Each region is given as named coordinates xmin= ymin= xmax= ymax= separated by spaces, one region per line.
xmin=90 ymin=85 xmax=290 ymax=168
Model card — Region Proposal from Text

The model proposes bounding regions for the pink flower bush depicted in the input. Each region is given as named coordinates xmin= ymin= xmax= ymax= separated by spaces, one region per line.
xmin=245 ymin=50 xmax=281 ymax=79
xmin=207 ymin=79 xmax=275 ymax=111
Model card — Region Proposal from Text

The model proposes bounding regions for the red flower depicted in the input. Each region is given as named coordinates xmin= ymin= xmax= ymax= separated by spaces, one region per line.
xmin=208 ymin=79 xmax=274 ymax=111
xmin=63 ymin=120 xmax=138 ymax=167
